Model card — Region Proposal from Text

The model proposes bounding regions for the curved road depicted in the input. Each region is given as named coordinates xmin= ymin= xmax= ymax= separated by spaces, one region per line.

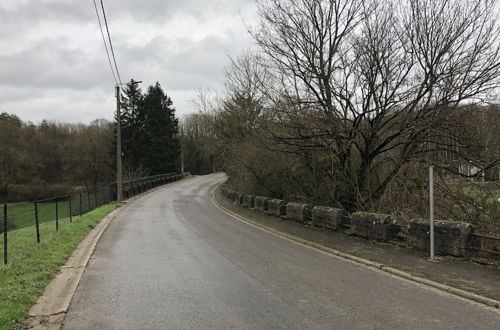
xmin=63 ymin=174 xmax=500 ymax=329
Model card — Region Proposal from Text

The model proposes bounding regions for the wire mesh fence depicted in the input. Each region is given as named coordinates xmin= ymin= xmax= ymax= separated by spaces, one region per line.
xmin=2 ymin=172 xmax=183 ymax=265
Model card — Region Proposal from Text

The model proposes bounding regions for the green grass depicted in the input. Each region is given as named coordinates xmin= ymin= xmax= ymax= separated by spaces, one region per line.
xmin=0 ymin=203 xmax=117 ymax=330
xmin=5 ymin=201 xmax=65 ymax=230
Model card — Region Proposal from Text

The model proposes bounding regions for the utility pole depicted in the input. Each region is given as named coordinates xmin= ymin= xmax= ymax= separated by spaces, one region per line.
xmin=181 ymin=138 xmax=184 ymax=175
xmin=115 ymin=80 xmax=142 ymax=203
xmin=116 ymin=85 xmax=123 ymax=202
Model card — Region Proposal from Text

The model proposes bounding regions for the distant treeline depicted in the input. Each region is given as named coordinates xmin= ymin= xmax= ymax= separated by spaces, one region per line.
xmin=0 ymin=81 xmax=180 ymax=202
xmin=0 ymin=113 xmax=113 ymax=201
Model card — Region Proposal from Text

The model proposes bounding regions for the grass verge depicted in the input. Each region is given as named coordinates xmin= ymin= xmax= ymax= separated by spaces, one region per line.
xmin=0 ymin=203 xmax=117 ymax=330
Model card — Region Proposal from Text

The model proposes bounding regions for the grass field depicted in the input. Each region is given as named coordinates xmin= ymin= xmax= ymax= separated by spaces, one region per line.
xmin=4 ymin=201 xmax=69 ymax=230
xmin=0 ymin=203 xmax=116 ymax=330
xmin=4 ymin=192 xmax=107 ymax=231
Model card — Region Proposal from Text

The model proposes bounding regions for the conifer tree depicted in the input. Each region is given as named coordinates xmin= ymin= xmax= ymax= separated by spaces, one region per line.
xmin=116 ymin=81 xmax=180 ymax=176
xmin=120 ymin=79 xmax=144 ymax=172
xmin=141 ymin=82 xmax=180 ymax=174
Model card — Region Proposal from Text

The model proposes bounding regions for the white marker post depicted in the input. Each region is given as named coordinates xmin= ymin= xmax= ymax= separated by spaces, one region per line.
xmin=429 ymin=165 xmax=435 ymax=259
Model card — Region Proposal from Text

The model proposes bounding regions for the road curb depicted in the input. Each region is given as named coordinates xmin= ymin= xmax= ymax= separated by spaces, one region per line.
xmin=210 ymin=185 xmax=500 ymax=311
xmin=25 ymin=206 xmax=123 ymax=330
xmin=25 ymin=180 xmax=188 ymax=330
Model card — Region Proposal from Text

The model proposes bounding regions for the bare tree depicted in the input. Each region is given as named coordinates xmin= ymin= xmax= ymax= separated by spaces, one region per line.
xmin=248 ymin=0 xmax=500 ymax=211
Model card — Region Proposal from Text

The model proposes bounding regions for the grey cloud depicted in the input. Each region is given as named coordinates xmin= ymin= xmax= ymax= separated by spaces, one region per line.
xmin=0 ymin=36 xmax=117 ymax=90
xmin=120 ymin=34 xmax=240 ymax=90
xmin=0 ymin=1 xmax=92 ymax=25
xmin=0 ymin=0 xmax=257 ymax=122
xmin=108 ymin=0 xmax=252 ymax=23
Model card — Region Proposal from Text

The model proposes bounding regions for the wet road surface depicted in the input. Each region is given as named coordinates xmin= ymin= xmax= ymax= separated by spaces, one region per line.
xmin=63 ymin=174 xmax=500 ymax=329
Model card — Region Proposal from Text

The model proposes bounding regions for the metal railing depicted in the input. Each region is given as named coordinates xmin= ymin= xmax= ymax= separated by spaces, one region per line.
xmin=471 ymin=233 xmax=500 ymax=256
xmin=2 ymin=173 xmax=184 ymax=265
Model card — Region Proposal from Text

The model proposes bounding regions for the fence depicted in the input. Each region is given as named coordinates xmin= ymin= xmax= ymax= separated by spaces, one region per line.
xmin=471 ymin=233 xmax=500 ymax=257
xmin=1 ymin=173 xmax=183 ymax=265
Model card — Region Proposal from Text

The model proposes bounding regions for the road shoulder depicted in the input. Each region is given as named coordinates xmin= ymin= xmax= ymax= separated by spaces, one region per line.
xmin=24 ymin=205 xmax=122 ymax=330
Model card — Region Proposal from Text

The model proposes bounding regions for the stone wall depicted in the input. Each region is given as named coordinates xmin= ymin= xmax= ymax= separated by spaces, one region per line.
xmin=226 ymin=189 xmax=236 ymax=202
xmin=312 ymin=206 xmax=348 ymax=231
xmin=242 ymin=195 xmax=255 ymax=208
xmin=408 ymin=219 xmax=474 ymax=257
xmin=234 ymin=193 xmax=243 ymax=205
xmin=286 ymin=202 xmax=313 ymax=223
xmin=267 ymin=199 xmax=286 ymax=217
xmin=219 ymin=185 xmax=498 ymax=259
xmin=254 ymin=196 xmax=270 ymax=212
xmin=351 ymin=212 xmax=400 ymax=241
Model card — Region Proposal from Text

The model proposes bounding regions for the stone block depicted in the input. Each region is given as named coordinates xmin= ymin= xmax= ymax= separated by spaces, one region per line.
xmin=311 ymin=206 xmax=349 ymax=230
xmin=351 ymin=212 xmax=400 ymax=241
xmin=286 ymin=202 xmax=313 ymax=222
xmin=234 ymin=192 xmax=243 ymax=205
xmin=226 ymin=189 xmax=236 ymax=202
xmin=408 ymin=219 xmax=474 ymax=257
xmin=254 ymin=196 xmax=270 ymax=212
xmin=267 ymin=199 xmax=286 ymax=217
xmin=242 ymin=195 xmax=255 ymax=208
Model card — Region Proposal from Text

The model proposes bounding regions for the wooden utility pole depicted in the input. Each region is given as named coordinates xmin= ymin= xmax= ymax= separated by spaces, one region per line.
xmin=181 ymin=138 xmax=184 ymax=175
xmin=116 ymin=85 xmax=123 ymax=202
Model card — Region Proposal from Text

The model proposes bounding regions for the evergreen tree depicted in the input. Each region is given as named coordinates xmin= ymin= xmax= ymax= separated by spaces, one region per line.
xmin=114 ymin=81 xmax=180 ymax=176
xmin=120 ymin=79 xmax=145 ymax=172
xmin=141 ymin=82 xmax=180 ymax=174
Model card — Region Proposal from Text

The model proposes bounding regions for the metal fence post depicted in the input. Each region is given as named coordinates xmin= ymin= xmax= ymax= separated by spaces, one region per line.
xmin=429 ymin=166 xmax=435 ymax=259
xmin=34 ymin=201 xmax=40 ymax=243
xmin=79 ymin=193 xmax=83 ymax=217
xmin=3 ymin=203 xmax=7 ymax=265
xmin=69 ymin=197 xmax=73 ymax=223
xmin=87 ymin=191 xmax=91 ymax=212
xmin=94 ymin=190 xmax=98 ymax=208
xmin=55 ymin=200 xmax=59 ymax=232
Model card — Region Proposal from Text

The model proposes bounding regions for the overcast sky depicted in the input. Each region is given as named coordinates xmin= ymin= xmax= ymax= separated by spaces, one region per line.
xmin=0 ymin=0 xmax=257 ymax=124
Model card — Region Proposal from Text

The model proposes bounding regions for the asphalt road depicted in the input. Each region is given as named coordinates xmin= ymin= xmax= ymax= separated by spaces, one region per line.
xmin=63 ymin=174 xmax=500 ymax=329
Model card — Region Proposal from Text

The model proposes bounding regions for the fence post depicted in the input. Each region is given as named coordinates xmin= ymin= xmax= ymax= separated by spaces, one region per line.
xmin=69 ymin=197 xmax=73 ymax=223
xmin=94 ymin=190 xmax=98 ymax=208
xmin=87 ymin=191 xmax=91 ymax=212
xmin=34 ymin=201 xmax=40 ymax=243
xmin=3 ymin=203 xmax=7 ymax=265
xmin=55 ymin=200 xmax=59 ymax=232
xmin=79 ymin=193 xmax=83 ymax=217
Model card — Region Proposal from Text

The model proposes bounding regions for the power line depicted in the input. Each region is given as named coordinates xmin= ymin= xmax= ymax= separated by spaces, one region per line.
xmin=99 ymin=0 xmax=123 ymax=86
xmin=91 ymin=0 xmax=118 ymax=85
